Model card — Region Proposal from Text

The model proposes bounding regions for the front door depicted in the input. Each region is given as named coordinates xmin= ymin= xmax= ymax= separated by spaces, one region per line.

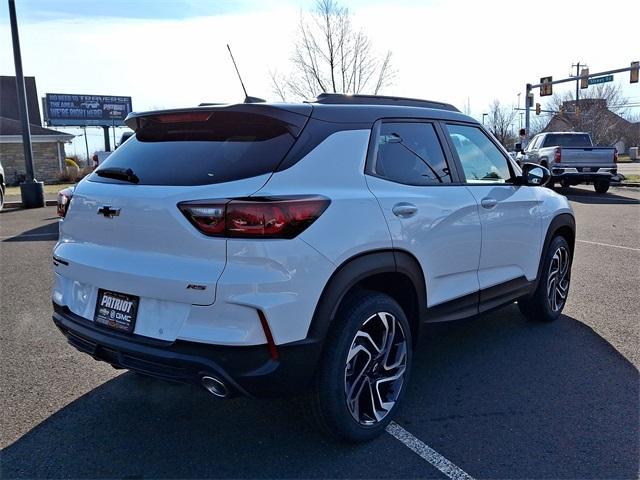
xmin=442 ymin=123 xmax=543 ymax=302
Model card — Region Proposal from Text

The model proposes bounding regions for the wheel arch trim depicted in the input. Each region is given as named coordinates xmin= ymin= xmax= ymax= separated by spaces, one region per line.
xmin=306 ymin=249 xmax=427 ymax=344
xmin=533 ymin=213 xmax=576 ymax=291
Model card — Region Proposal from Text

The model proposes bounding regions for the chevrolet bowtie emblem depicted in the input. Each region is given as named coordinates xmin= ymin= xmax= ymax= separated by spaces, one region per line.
xmin=97 ymin=206 xmax=121 ymax=218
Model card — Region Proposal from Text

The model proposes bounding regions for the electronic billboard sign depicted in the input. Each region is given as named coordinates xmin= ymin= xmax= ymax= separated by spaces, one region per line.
xmin=44 ymin=93 xmax=132 ymax=126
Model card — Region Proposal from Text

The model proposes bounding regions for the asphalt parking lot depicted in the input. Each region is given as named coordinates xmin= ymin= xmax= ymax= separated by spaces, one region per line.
xmin=1 ymin=185 xmax=638 ymax=479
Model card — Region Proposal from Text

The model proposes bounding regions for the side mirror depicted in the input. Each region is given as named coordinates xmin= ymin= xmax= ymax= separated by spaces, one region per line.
xmin=520 ymin=162 xmax=550 ymax=186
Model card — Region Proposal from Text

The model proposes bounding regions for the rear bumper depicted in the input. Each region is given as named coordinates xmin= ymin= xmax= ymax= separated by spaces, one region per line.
xmin=52 ymin=303 xmax=322 ymax=397
xmin=551 ymin=167 xmax=616 ymax=183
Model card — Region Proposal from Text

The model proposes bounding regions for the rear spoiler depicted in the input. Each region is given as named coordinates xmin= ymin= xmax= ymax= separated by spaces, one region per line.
xmin=124 ymin=104 xmax=313 ymax=138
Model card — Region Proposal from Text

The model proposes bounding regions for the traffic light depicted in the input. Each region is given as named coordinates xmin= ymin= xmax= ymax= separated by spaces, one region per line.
xmin=540 ymin=76 xmax=553 ymax=96
xmin=631 ymin=61 xmax=639 ymax=84
xmin=535 ymin=103 xmax=541 ymax=115
xmin=580 ymin=68 xmax=589 ymax=89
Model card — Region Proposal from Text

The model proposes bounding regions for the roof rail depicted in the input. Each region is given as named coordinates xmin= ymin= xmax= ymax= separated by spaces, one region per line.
xmin=313 ymin=93 xmax=460 ymax=112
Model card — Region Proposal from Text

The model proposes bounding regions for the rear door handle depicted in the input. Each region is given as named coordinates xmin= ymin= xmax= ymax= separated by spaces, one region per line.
xmin=480 ymin=197 xmax=498 ymax=209
xmin=392 ymin=203 xmax=418 ymax=218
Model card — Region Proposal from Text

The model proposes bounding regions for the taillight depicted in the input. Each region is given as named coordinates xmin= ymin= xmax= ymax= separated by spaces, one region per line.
xmin=153 ymin=111 xmax=212 ymax=123
xmin=614 ymin=150 xmax=618 ymax=163
xmin=554 ymin=147 xmax=562 ymax=163
xmin=178 ymin=196 xmax=330 ymax=239
xmin=57 ymin=187 xmax=74 ymax=218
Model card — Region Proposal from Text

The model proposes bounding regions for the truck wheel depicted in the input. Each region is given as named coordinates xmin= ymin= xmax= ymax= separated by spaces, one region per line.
xmin=560 ymin=178 xmax=571 ymax=188
xmin=311 ymin=290 xmax=412 ymax=442
xmin=518 ymin=236 xmax=571 ymax=322
xmin=594 ymin=180 xmax=610 ymax=193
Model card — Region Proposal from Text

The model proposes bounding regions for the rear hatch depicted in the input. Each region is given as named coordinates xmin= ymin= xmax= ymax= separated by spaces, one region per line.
xmin=55 ymin=104 xmax=310 ymax=314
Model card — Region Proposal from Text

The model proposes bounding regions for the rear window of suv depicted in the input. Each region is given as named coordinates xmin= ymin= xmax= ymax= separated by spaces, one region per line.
xmin=89 ymin=111 xmax=298 ymax=186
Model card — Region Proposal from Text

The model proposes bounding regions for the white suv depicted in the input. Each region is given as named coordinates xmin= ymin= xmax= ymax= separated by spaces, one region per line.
xmin=52 ymin=94 xmax=575 ymax=442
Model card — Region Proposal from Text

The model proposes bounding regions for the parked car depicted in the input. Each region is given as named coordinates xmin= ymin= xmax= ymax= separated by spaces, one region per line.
xmin=56 ymin=185 xmax=75 ymax=218
xmin=117 ymin=131 xmax=134 ymax=148
xmin=517 ymin=132 xmax=617 ymax=193
xmin=0 ymin=160 xmax=5 ymax=210
xmin=51 ymin=94 xmax=575 ymax=442
xmin=91 ymin=150 xmax=112 ymax=166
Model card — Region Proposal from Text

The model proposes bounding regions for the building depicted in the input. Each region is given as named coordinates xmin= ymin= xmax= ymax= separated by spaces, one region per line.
xmin=542 ymin=99 xmax=639 ymax=154
xmin=0 ymin=76 xmax=73 ymax=184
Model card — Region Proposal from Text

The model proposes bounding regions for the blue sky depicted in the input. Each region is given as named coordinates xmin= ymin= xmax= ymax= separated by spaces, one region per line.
xmin=2 ymin=0 xmax=638 ymax=158
xmin=9 ymin=0 xmax=412 ymax=22
xmin=13 ymin=0 xmax=268 ymax=21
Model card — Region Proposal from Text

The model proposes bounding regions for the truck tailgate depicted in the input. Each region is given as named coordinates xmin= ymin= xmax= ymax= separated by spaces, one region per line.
xmin=558 ymin=147 xmax=616 ymax=166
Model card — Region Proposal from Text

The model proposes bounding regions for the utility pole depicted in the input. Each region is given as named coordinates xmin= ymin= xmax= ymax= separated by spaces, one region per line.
xmin=8 ymin=0 xmax=44 ymax=208
xmin=82 ymin=126 xmax=90 ymax=161
xmin=572 ymin=62 xmax=587 ymax=112
xmin=573 ymin=62 xmax=580 ymax=103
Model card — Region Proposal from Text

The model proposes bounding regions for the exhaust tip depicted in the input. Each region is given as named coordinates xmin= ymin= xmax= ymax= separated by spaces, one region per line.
xmin=201 ymin=375 xmax=228 ymax=398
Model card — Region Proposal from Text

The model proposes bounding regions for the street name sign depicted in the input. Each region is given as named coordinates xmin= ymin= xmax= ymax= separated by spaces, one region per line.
xmin=588 ymin=75 xmax=614 ymax=85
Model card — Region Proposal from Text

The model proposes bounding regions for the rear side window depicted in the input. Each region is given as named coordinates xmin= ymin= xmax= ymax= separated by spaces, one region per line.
xmin=90 ymin=111 xmax=297 ymax=186
xmin=374 ymin=122 xmax=451 ymax=185
xmin=527 ymin=135 xmax=542 ymax=151
xmin=543 ymin=134 xmax=591 ymax=148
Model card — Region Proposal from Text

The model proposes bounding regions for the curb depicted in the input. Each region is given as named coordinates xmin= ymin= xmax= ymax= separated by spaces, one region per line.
xmin=4 ymin=200 xmax=58 ymax=208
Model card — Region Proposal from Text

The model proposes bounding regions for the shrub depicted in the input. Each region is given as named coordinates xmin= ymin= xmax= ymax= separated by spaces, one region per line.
xmin=56 ymin=165 xmax=94 ymax=183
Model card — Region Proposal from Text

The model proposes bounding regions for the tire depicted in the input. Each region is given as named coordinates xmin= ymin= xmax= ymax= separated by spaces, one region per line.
xmin=560 ymin=178 xmax=571 ymax=189
xmin=0 ymin=188 xmax=3 ymax=211
xmin=311 ymin=290 xmax=413 ymax=442
xmin=594 ymin=180 xmax=610 ymax=194
xmin=518 ymin=236 xmax=572 ymax=322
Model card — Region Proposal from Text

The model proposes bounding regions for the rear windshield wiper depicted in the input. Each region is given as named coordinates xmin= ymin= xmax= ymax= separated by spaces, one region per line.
xmin=95 ymin=167 xmax=140 ymax=184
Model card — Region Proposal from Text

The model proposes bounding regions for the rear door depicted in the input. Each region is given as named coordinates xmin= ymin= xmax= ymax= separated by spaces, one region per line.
xmin=365 ymin=120 xmax=481 ymax=315
xmin=54 ymin=107 xmax=307 ymax=336
xmin=443 ymin=123 xmax=543 ymax=307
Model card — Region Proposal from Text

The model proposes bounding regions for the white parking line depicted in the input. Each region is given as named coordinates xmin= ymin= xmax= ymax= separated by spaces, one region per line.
xmin=386 ymin=422 xmax=475 ymax=480
xmin=576 ymin=239 xmax=640 ymax=252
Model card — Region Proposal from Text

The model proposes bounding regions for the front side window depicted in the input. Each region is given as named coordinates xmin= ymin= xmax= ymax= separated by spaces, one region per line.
xmin=374 ymin=122 xmax=451 ymax=185
xmin=446 ymin=124 xmax=512 ymax=184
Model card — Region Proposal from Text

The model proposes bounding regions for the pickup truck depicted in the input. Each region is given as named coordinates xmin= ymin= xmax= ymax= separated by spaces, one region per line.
xmin=518 ymin=132 xmax=617 ymax=193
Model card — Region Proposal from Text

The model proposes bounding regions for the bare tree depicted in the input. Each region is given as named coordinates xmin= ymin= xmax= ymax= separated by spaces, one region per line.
xmin=272 ymin=0 xmax=395 ymax=100
xmin=486 ymin=99 xmax=517 ymax=147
